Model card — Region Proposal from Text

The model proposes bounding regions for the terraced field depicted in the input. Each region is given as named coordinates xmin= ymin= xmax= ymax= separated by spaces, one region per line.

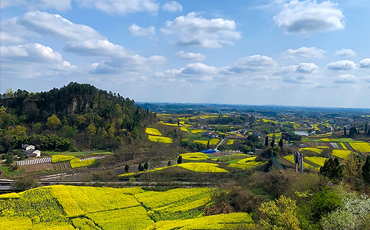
xmin=0 ymin=185 xmax=253 ymax=230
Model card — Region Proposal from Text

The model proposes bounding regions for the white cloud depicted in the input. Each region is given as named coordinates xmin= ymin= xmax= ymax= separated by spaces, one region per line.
xmin=0 ymin=43 xmax=76 ymax=79
xmin=1 ymin=43 xmax=63 ymax=63
xmin=273 ymin=0 xmax=345 ymax=33
xmin=283 ymin=47 xmax=325 ymax=59
xmin=160 ymin=12 xmax=241 ymax=48
xmin=128 ymin=23 xmax=155 ymax=36
xmin=2 ymin=11 xmax=105 ymax=42
xmin=156 ymin=63 xmax=218 ymax=82
xmin=0 ymin=32 xmax=25 ymax=45
xmin=335 ymin=49 xmax=356 ymax=57
xmin=359 ymin=58 xmax=370 ymax=68
xmin=0 ymin=0 xmax=71 ymax=10
xmin=221 ymin=55 xmax=278 ymax=74
xmin=162 ymin=1 xmax=182 ymax=12
xmin=64 ymin=39 xmax=165 ymax=75
xmin=63 ymin=39 xmax=130 ymax=57
xmin=75 ymin=0 xmax=159 ymax=15
xmin=175 ymin=50 xmax=206 ymax=61
xmin=296 ymin=63 xmax=319 ymax=73
xmin=334 ymin=74 xmax=357 ymax=83
xmin=327 ymin=60 xmax=356 ymax=71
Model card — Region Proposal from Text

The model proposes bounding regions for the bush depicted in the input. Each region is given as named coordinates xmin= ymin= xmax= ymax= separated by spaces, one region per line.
xmin=311 ymin=187 xmax=342 ymax=222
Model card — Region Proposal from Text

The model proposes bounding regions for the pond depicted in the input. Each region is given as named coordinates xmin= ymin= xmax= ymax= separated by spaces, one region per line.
xmin=294 ymin=131 xmax=309 ymax=136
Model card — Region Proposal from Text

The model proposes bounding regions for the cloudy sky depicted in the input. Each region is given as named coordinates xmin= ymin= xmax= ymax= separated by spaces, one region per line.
xmin=1 ymin=0 xmax=370 ymax=108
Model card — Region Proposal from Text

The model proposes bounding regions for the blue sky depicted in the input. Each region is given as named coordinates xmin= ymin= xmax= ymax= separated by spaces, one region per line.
xmin=1 ymin=0 xmax=369 ymax=108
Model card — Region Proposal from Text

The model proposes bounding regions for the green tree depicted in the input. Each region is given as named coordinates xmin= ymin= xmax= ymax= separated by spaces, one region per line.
xmin=343 ymin=153 xmax=362 ymax=184
xmin=365 ymin=123 xmax=368 ymax=135
xmin=207 ymin=140 xmax=210 ymax=149
xmin=279 ymin=138 xmax=284 ymax=148
xmin=5 ymin=154 xmax=14 ymax=166
xmin=144 ymin=162 xmax=149 ymax=170
xmin=46 ymin=114 xmax=61 ymax=130
xmin=320 ymin=158 xmax=343 ymax=182
xmin=86 ymin=123 xmax=97 ymax=136
xmin=167 ymin=161 xmax=171 ymax=166
xmin=124 ymin=164 xmax=129 ymax=173
xmin=177 ymin=155 xmax=183 ymax=164
xmin=362 ymin=155 xmax=370 ymax=191
xmin=265 ymin=136 xmax=269 ymax=147
xmin=344 ymin=126 xmax=347 ymax=136
xmin=138 ymin=163 xmax=144 ymax=171
xmin=108 ymin=126 xmax=115 ymax=137
xmin=259 ymin=195 xmax=301 ymax=230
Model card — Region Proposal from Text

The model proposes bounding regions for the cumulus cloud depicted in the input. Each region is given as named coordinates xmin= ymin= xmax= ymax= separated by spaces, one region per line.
xmin=162 ymin=1 xmax=182 ymax=12
xmin=64 ymin=39 xmax=165 ymax=75
xmin=296 ymin=63 xmax=319 ymax=73
xmin=2 ymin=11 xmax=105 ymax=42
xmin=335 ymin=49 xmax=356 ymax=57
xmin=1 ymin=43 xmax=62 ymax=63
xmin=273 ymin=0 xmax=345 ymax=34
xmin=327 ymin=60 xmax=356 ymax=71
xmin=128 ymin=23 xmax=155 ymax=36
xmin=75 ymin=0 xmax=159 ymax=15
xmin=175 ymin=50 xmax=206 ymax=61
xmin=155 ymin=63 xmax=218 ymax=82
xmin=334 ymin=74 xmax=357 ymax=83
xmin=283 ymin=76 xmax=310 ymax=84
xmin=359 ymin=58 xmax=370 ymax=68
xmin=283 ymin=47 xmax=325 ymax=59
xmin=221 ymin=55 xmax=278 ymax=74
xmin=1 ymin=43 xmax=76 ymax=79
xmin=160 ymin=12 xmax=241 ymax=48
xmin=0 ymin=32 xmax=25 ymax=45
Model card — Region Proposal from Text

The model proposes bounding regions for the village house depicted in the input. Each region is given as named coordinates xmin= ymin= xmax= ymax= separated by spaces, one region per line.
xmin=21 ymin=144 xmax=42 ymax=158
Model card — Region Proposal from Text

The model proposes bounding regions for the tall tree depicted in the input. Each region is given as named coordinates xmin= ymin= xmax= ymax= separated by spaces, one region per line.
xmin=265 ymin=136 xmax=269 ymax=147
xmin=344 ymin=126 xmax=347 ymax=136
xmin=278 ymin=139 xmax=283 ymax=148
xmin=270 ymin=138 xmax=275 ymax=148
xmin=320 ymin=158 xmax=343 ymax=182
xmin=362 ymin=155 xmax=370 ymax=191
xmin=46 ymin=114 xmax=61 ymax=130
xmin=177 ymin=155 xmax=183 ymax=164
xmin=365 ymin=123 xmax=368 ymax=135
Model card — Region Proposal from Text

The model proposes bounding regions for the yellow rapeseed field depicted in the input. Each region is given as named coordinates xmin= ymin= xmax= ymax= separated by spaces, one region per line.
xmin=299 ymin=148 xmax=323 ymax=155
xmin=0 ymin=185 xmax=257 ymax=230
xmin=178 ymin=163 xmax=228 ymax=173
xmin=70 ymin=158 xmax=96 ymax=168
xmin=191 ymin=129 xmax=205 ymax=134
xmin=181 ymin=152 xmax=210 ymax=161
xmin=305 ymin=156 xmax=327 ymax=167
xmin=193 ymin=140 xmax=208 ymax=145
xmin=340 ymin=142 xmax=347 ymax=149
xmin=51 ymin=155 xmax=75 ymax=163
xmin=145 ymin=212 xmax=254 ymax=230
xmin=148 ymin=135 xmax=173 ymax=143
xmin=227 ymin=140 xmax=234 ymax=145
xmin=332 ymin=150 xmax=352 ymax=159
xmin=349 ymin=142 xmax=370 ymax=153
xmin=146 ymin=127 xmax=162 ymax=136
xmin=228 ymin=157 xmax=264 ymax=169
xmin=209 ymin=138 xmax=219 ymax=145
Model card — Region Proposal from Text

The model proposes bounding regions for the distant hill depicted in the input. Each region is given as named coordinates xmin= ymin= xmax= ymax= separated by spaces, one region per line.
xmin=0 ymin=82 xmax=156 ymax=153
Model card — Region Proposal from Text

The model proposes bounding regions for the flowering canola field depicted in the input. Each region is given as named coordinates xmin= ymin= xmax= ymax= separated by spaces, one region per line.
xmin=145 ymin=128 xmax=162 ymax=136
xmin=228 ymin=157 xmax=265 ymax=169
xmin=181 ymin=152 xmax=210 ymax=161
xmin=332 ymin=150 xmax=352 ymax=159
xmin=349 ymin=142 xmax=370 ymax=153
xmin=52 ymin=155 xmax=75 ymax=163
xmin=148 ymin=135 xmax=173 ymax=143
xmin=283 ymin=155 xmax=313 ymax=169
xmin=305 ymin=156 xmax=327 ymax=167
xmin=0 ymin=185 xmax=251 ymax=229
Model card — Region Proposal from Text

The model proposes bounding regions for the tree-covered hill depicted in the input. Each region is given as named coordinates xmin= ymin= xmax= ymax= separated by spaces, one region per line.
xmin=0 ymin=82 xmax=156 ymax=153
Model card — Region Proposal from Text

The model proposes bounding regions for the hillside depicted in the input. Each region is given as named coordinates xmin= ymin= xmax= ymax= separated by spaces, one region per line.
xmin=0 ymin=82 xmax=156 ymax=153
